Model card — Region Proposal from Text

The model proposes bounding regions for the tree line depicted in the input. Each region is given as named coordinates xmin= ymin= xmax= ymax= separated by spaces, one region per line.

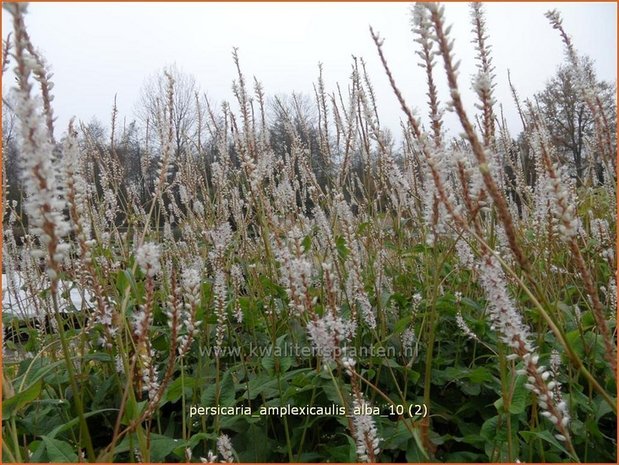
xmin=2 ymin=58 xmax=615 ymax=231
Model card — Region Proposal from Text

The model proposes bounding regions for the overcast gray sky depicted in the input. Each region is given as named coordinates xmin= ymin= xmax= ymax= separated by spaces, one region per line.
xmin=2 ymin=2 xmax=617 ymax=141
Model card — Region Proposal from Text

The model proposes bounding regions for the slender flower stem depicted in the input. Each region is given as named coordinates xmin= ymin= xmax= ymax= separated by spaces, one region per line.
xmin=51 ymin=292 xmax=96 ymax=462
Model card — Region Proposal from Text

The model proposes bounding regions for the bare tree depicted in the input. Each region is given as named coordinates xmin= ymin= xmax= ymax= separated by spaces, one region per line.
xmin=2 ymin=94 xmax=20 ymax=210
xmin=536 ymin=57 xmax=616 ymax=186
xmin=135 ymin=64 xmax=204 ymax=159
xmin=269 ymin=93 xmax=332 ymax=187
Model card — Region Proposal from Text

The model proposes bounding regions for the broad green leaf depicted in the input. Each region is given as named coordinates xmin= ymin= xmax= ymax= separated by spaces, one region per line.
xmin=509 ymin=375 xmax=528 ymax=415
xmin=382 ymin=358 xmax=400 ymax=368
xmin=409 ymin=424 xmax=430 ymax=460
xmin=469 ymin=366 xmax=493 ymax=384
xmin=480 ymin=414 xmax=518 ymax=461
xmin=302 ymin=234 xmax=312 ymax=252
xmin=394 ymin=315 xmax=413 ymax=334
xmin=2 ymin=379 xmax=42 ymax=419
xmin=116 ymin=269 xmax=137 ymax=296
xmin=84 ymin=352 xmax=114 ymax=362
xmin=47 ymin=409 xmax=117 ymax=439
xmin=150 ymin=434 xmax=182 ymax=462
xmin=335 ymin=236 xmax=350 ymax=260
xmin=519 ymin=430 xmax=573 ymax=459
xmin=41 ymin=436 xmax=77 ymax=462
xmin=201 ymin=370 xmax=235 ymax=407
xmin=121 ymin=395 xmax=147 ymax=426
xmin=114 ymin=433 xmax=180 ymax=462
xmin=163 ymin=377 xmax=198 ymax=403
xmin=326 ymin=434 xmax=356 ymax=462
xmin=28 ymin=440 xmax=45 ymax=462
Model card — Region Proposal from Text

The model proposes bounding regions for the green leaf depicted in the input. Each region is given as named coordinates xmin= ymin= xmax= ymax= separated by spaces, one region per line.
xmin=519 ymin=430 xmax=572 ymax=459
xmin=509 ymin=375 xmax=528 ymax=415
xmin=116 ymin=269 xmax=137 ymax=296
xmin=185 ymin=432 xmax=217 ymax=450
xmin=84 ymin=352 xmax=114 ymax=362
xmin=28 ymin=440 xmax=45 ymax=462
xmin=41 ymin=436 xmax=77 ymax=462
xmin=407 ymin=369 xmax=421 ymax=384
xmin=2 ymin=379 xmax=42 ymax=420
xmin=261 ymin=335 xmax=293 ymax=374
xmin=238 ymin=423 xmax=270 ymax=462
xmin=595 ymin=397 xmax=614 ymax=422
xmin=262 ymin=351 xmax=293 ymax=375
xmin=335 ymin=236 xmax=350 ymax=260
xmin=480 ymin=414 xmax=517 ymax=461
xmin=258 ymin=276 xmax=285 ymax=298
xmin=382 ymin=358 xmax=400 ymax=368
xmin=320 ymin=379 xmax=347 ymax=405
xmin=443 ymin=451 xmax=485 ymax=461
xmin=394 ymin=315 xmax=413 ymax=334
xmin=469 ymin=366 xmax=493 ymax=384
xmin=409 ymin=425 xmax=430 ymax=460
xmin=114 ymin=433 xmax=180 ymax=462
xmin=17 ymin=358 xmax=65 ymax=387
xmin=121 ymin=395 xmax=146 ymax=426
xmin=47 ymin=409 xmax=117 ymax=439
xmin=406 ymin=439 xmax=428 ymax=462
xmin=326 ymin=435 xmax=356 ymax=462
xmin=357 ymin=221 xmax=370 ymax=236
xmin=164 ymin=377 xmax=198 ymax=404
xmin=302 ymin=234 xmax=312 ymax=252
xmin=201 ymin=370 xmax=235 ymax=407
xmin=150 ymin=434 xmax=182 ymax=462
xmin=244 ymin=374 xmax=279 ymax=400
xmin=461 ymin=296 xmax=482 ymax=311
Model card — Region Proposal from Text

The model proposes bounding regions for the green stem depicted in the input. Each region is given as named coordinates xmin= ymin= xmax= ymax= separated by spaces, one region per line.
xmin=9 ymin=417 xmax=22 ymax=463
xmin=295 ymin=384 xmax=318 ymax=462
xmin=51 ymin=291 xmax=96 ymax=462
xmin=2 ymin=437 xmax=18 ymax=463
xmin=277 ymin=371 xmax=294 ymax=462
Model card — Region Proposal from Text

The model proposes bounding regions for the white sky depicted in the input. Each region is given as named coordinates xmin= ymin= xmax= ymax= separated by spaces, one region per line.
xmin=2 ymin=2 xmax=617 ymax=141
